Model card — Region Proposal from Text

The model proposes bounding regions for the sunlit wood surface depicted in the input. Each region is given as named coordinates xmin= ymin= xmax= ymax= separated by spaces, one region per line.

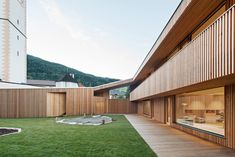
xmin=125 ymin=114 xmax=235 ymax=157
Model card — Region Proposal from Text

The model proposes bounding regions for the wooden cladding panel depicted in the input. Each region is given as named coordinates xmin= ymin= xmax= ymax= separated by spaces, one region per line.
xmin=152 ymin=97 xmax=165 ymax=123
xmin=107 ymin=99 xmax=137 ymax=114
xmin=137 ymin=102 xmax=143 ymax=115
xmin=166 ymin=96 xmax=176 ymax=125
xmin=143 ymin=101 xmax=151 ymax=116
xmin=0 ymin=88 xmax=94 ymax=118
xmin=131 ymin=6 xmax=235 ymax=101
xmin=47 ymin=93 xmax=66 ymax=117
xmin=93 ymin=97 xmax=107 ymax=114
xmin=225 ymin=84 xmax=235 ymax=149
xmin=136 ymin=97 xmax=173 ymax=124
xmin=0 ymin=88 xmax=137 ymax=118
xmin=63 ymin=88 xmax=94 ymax=116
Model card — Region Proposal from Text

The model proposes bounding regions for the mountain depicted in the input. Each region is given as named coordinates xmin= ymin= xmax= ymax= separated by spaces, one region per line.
xmin=27 ymin=55 xmax=119 ymax=87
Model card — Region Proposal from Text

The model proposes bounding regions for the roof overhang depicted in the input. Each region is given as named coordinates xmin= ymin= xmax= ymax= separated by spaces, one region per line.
xmin=94 ymin=78 xmax=133 ymax=92
xmin=133 ymin=0 xmax=225 ymax=82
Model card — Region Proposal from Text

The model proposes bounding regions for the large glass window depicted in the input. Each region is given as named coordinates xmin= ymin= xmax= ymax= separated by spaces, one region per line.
xmin=176 ymin=87 xmax=224 ymax=136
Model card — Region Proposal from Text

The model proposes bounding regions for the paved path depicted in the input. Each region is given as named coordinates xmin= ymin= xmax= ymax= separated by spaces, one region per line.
xmin=125 ymin=114 xmax=235 ymax=157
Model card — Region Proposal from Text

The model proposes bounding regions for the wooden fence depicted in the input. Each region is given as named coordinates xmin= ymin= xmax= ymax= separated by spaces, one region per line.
xmin=0 ymin=88 xmax=136 ymax=118
xmin=107 ymin=99 xmax=137 ymax=114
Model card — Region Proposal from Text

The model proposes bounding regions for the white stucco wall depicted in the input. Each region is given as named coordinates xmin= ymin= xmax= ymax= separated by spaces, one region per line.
xmin=0 ymin=21 xmax=3 ymax=79
xmin=0 ymin=0 xmax=26 ymax=83
xmin=9 ymin=0 xmax=26 ymax=35
xmin=0 ymin=0 xmax=26 ymax=35
xmin=56 ymin=82 xmax=79 ymax=88
xmin=9 ymin=21 xmax=26 ymax=83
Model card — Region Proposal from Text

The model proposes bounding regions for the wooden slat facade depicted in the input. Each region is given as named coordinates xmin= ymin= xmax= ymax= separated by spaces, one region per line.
xmin=0 ymin=88 xmax=137 ymax=118
xmin=224 ymin=84 xmax=235 ymax=149
xmin=0 ymin=88 xmax=94 ymax=118
xmin=137 ymin=101 xmax=144 ymax=115
xmin=134 ymin=0 xmax=225 ymax=82
xmin=93 ymin=96 xmax=107 ymax=114
xmin=152 ymin=98 xmax=165 ymax=123
xmin=130 ymin=5 xmax=235 ymax=101
xmin=136 ymin=84 xmax=235 ymax=149
xmin=107 ymin=99 xmax=137 ymax=114
xmin=143 ymin=101 xmax=151 ymax=117
xmin=132 ymin=1 xmax=235 ymax=150
xmin=47 ymin=92 xmax=66 ymax=117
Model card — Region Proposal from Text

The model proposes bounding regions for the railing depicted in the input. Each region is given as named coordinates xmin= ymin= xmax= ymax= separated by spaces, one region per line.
xmin=130 ymin=5 xmax=235 ymax=101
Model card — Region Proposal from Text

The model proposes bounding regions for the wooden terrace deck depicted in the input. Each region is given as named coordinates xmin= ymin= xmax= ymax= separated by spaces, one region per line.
xmin=125 ymin=114 xmax=235 ymax=157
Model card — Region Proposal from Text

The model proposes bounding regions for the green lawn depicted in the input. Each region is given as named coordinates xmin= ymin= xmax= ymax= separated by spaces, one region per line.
xmin=0 ymin=115 xmax=157 ymax=157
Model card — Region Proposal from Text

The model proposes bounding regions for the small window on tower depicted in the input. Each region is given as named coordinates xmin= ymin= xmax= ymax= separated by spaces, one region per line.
xmin=17 ymin=19 xmax=19 ymax=25
xmin=17 ymin=51 xmax=20 ymax=56
xmin=17 ymin=35 xmax=19 ymax=40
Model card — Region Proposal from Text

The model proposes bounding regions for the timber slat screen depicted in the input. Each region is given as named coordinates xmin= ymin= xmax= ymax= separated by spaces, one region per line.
xmin=107 ymin=99 xmax=137 ymax=114
xmin=0 ymin=88 xmax=94 ymax=118
xmin=0 ymin=88 xmax=136 ymax=118
xmin=130 ymin=5 xmax=235 ymax=101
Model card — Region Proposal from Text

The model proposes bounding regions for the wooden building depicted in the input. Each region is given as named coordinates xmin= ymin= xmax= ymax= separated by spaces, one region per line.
xmin=0 ymin=87 xmax=136 ymax=118
xmin=129 ymin=0 xmax=235 ymax=150
xmin=2 ymin=0 xmax=235 ymax=150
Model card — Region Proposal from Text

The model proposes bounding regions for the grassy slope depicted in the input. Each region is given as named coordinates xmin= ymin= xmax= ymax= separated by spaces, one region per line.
xmin=0 ymin=115 xmax=157 ymax=157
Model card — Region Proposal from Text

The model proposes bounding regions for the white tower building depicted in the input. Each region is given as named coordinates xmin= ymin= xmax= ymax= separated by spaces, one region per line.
xmin=0 ymin=0 xmax=26 ymax=83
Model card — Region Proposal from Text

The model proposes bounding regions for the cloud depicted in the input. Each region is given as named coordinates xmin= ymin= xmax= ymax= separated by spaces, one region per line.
xmin=39 ymin=0 xmax=90 ymax=41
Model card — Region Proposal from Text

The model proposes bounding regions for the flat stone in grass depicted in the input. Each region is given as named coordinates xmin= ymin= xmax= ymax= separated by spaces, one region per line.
xmin=56 ymin=115 xmax=113 ymax=125
xmin=0 ymin=128 xmax=21 ymax=136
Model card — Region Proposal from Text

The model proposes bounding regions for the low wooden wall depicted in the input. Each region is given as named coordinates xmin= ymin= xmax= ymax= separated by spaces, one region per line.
xmin=0 ymin=88 xmax=137 ymax=118
xmin=47 ymin=92 xmax=66 ymax=117
xmin=107 ymin=99 xmax=137 ymax=114
xmin=93 ymin=97 xmax=107 ymax=114
xmin=0 ymin=88 xmax=94 ymax=118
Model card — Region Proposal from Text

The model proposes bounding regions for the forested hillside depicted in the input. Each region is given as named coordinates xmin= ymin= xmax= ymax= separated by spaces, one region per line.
xmin=27 ymin=55 xmax=119 ymax=87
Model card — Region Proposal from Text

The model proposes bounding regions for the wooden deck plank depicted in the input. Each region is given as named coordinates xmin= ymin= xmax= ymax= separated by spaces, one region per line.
xmin=125 ymin=114 xmax=235 ymax=157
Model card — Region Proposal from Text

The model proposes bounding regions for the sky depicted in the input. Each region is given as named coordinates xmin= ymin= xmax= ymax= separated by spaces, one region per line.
xmin=27 ymin=0 xmax=181 ymax=80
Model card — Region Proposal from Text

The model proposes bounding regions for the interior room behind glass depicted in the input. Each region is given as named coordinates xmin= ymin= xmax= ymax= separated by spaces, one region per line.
xmin=176 ymin=87 xmax=224 ymax=136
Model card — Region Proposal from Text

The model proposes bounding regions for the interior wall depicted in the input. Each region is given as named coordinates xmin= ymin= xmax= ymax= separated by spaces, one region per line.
xmin=176 ymin=95 xmax=224 ymax=121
